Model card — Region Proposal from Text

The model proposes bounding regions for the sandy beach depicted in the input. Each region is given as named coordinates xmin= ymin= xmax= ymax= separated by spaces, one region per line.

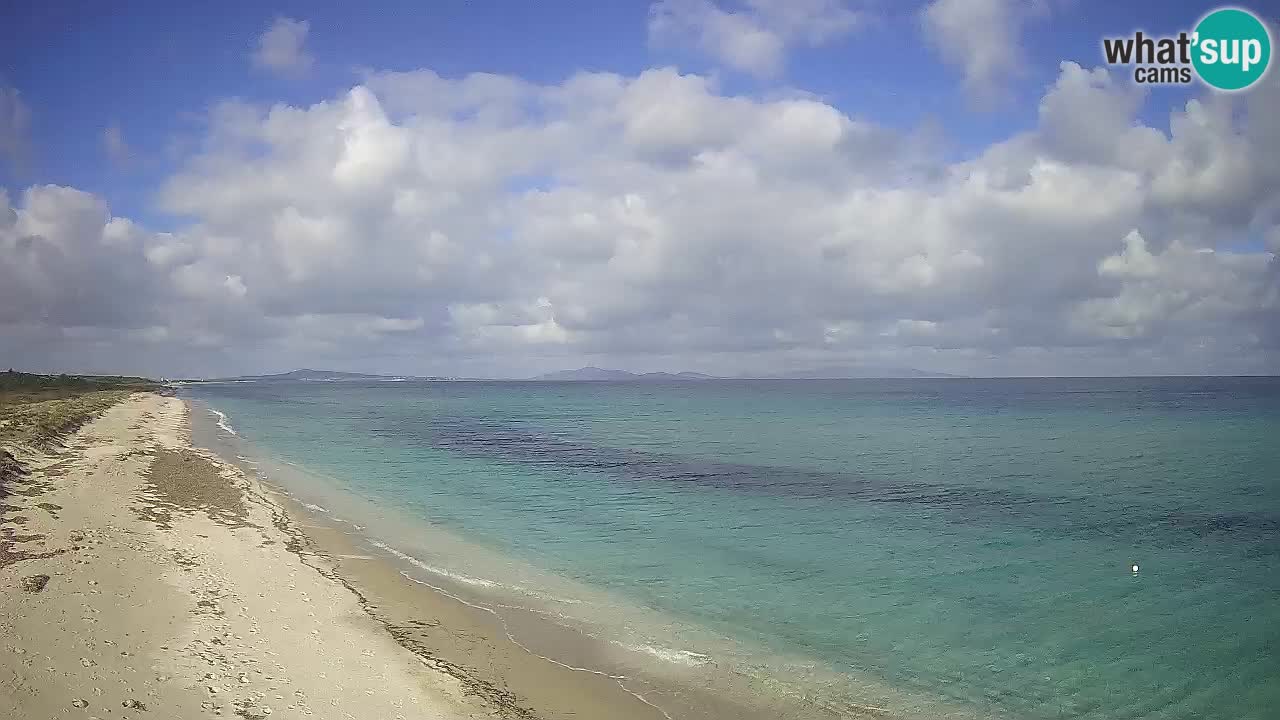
xmin=1 ymin=392 xmax=487 ymax=718
xmin=2 ymin=393 xmax=780 ymax=720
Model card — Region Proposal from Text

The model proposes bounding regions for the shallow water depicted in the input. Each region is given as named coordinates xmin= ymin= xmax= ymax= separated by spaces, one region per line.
xmin=183 ymin=377 xmax=1280 ymax=719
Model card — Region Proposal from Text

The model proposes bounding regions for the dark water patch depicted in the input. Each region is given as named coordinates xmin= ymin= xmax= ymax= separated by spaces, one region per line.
xmin=406 ymin=415 xmax=1280 ymax=552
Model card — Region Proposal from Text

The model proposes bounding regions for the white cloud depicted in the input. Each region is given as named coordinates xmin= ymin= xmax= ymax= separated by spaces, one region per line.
xmin=0 ymin=84 xmax=32 ymax=172
xmin=1077 ymin=230 xmax=1274 ymax=343
xmin=2 ymin=61 xmax=1278 ymax=377
xmin=1 ymin=186 xmax=169 ymax=329
xmin=1099 ymin=231 xmax=1161 ymax=280
xmin=648 ymin=0 xmax=864 ymax=78
xmin=252 ymin=17 xmax=314 ymax=76
xmin=922 ymin=0 xmax=1046 ymax=105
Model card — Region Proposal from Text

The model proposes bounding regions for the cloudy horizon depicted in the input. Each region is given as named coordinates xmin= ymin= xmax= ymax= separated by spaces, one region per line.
xmin=2 ymin=1 xmax=1277 ymax=379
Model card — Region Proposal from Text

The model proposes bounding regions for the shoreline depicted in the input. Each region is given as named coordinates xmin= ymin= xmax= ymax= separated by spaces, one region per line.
xmin=2 ymin=391 xmax=977 ymax=719
xmin=184 ymin=396 xmax=980 ymax=720
xmin=188 ymin=398 xmax=856 ymax=720
xmin=1 ymin=392 xmax=809 ymax=719
xmin=259 ymin=486 xmax=689 ymax=720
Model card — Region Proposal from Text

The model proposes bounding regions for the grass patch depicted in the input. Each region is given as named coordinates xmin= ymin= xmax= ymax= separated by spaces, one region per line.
xmin=0 ymin=369 xmax=156 ymax=407
xmin=1 ymin=371 xmax=161 ymax=487
xmin=0 ymin=390 xmax=138 ymax=450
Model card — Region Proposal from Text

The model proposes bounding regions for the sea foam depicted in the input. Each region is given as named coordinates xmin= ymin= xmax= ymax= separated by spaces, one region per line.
xmin=623 ymin=643 xmax=713 ymax=667
xmin=369 ymin=540 xmax=500 ymax=589
xmin=209 ymin=408 xmax=238 ymax=436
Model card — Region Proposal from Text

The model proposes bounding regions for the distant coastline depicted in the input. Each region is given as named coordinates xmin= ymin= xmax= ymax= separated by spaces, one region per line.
xmin=180 ymin=365 xmax=968 ymax=383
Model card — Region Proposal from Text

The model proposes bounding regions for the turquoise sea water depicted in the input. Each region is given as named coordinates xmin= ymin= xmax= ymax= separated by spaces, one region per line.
xmin=183 ymin=377 xmax=1280 ymax=719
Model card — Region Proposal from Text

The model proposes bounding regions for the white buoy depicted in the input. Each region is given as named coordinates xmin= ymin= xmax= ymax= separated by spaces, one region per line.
xmin=1131 ymin=563 xmax=1140 ymax=574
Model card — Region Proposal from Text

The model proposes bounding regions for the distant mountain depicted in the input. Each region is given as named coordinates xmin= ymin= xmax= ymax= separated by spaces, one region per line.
xmin=194 ymin=366 xmax=959 ymax=383
xmin=264 ymin=369 xmax=388 ymax=380
xmin=639 ymin=371 xmax=718 ymax=381
xmin=200 ymin=369 xmax=448 ymax=382
xmin=531 ymin=367 xmax=717 ymax=381
xmin=755 ymin=366 xmax=964 ymax=379
xmin=533 ymin=367 xmax=636 ymax=381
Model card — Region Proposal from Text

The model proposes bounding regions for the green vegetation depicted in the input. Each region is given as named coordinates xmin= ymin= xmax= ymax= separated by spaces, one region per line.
xmin=0 ymin=370 xmax=159 ymax=451
xmin=1 ymin=369 xmax=156 ymax=401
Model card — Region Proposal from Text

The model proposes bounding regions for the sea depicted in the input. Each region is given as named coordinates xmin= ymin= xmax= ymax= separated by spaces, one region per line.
xmin=181 ymin=377 xmax=1280 ymax=719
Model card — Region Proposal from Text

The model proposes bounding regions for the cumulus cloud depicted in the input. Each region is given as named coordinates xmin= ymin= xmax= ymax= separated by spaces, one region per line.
xmin=2 ymin=60 xmax=1277 ymax=377
xmin=0 ymin=84 xmax=32 ymax=172
xmin=922 ymin=0 xmax=1046 ymax=105
xmin=0 ymin=186 xmax=173 ymax=329
xmin=1077 ymin=230 xmax=1274 ymax=348
xmin=648 ymin=0 xmax=864 ymax=78
xmin=252 ymin=17 xmax=314 ymax=76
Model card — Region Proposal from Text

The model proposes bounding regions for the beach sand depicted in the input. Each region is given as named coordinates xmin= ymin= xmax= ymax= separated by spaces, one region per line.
xmin=1 ymin=392 xmax=485 ymax=718
xmin=2 ymin=393 xmax=780 ymax=719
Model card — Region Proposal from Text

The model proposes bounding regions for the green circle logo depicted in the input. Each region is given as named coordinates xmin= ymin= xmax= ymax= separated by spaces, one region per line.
xmin=1192 ymin=7 xmax=1272 ymax=91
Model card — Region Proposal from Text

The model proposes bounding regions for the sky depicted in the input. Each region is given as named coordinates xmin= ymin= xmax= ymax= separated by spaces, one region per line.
xmin=1 ymin=0 xmax=1277 ymax=378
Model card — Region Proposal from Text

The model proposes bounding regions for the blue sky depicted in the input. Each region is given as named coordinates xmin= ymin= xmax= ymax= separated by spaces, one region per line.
xmin=1 ymin=1 xmax=1276 ymax=377
xmin=2 ymin=0 xmax=1237 ymax=225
